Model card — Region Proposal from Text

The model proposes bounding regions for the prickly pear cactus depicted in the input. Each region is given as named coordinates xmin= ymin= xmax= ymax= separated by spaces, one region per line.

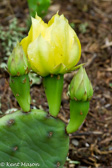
xmin=0 ymin=109 xmax=69 ymax=168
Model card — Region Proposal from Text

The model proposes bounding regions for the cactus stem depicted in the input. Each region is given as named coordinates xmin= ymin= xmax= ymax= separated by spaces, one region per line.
xmin=43 ymin=74 xmax=64 ymax=117
xmin=66 ymin=100 xmax=90 ymax=133
xmin=10 ymin=75 xmax=31 ymax=112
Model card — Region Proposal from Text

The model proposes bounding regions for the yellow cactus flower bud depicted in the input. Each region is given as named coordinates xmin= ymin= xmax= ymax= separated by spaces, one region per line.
xmin=20 ymin=13 xmax=81 ymax=77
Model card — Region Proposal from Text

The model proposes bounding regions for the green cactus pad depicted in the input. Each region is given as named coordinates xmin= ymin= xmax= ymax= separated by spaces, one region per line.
xmin=0 ymin=109 xmax=69 ymax=168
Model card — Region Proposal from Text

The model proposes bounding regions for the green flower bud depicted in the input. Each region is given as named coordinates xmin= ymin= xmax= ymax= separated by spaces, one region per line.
xmin=7 ymin=43 xmax=31 ymax=112
xmin=69 ymin=66 xmax=93 ymax=101
xmin=66 ymin=66 xmax=93 ymax=133
xmin=7 ymin=43 xmax=29 ymax=76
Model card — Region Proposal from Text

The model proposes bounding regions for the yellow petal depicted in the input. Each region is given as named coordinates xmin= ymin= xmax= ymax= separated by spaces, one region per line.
xmin=35 ymin=13 xmax=42 ymax=21
xmin=21 ymin=13 xmax=81 ymax=76
xmin=21 ymin=15 xmax=47 ymax=55
xmin=20 ymin=25 xmax=33 ymax=55
xmin=45 ymin=15 xmax=68 ymax=65
xmin=46 ymin=14 xmax=81 ymax=70
xmin=52 ymin=63 xmax=66 ymax=74
xmin=27 ymin=35 xmax=54 ymax=76
xmin=31 ymin=17 xmax=47 ymax=41
xmin=67 ymin=30 xmax=81 ymax=69
xmin=48 ymin=13 xmax=59 ymax=26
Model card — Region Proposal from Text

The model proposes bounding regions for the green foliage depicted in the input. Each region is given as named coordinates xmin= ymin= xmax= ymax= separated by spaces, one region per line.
xmin=0 ymin=18 xmax=27 ymax=60
xmin=109 ymin=83 xmax=112 ymax=88
xmin=66 ymin=157 xmax=80 ymax=165
xmin=79 ymin=22 xmax=88 ymax=34
xmin=29 ymin=72 xmax=42 ymax=86
xmin=27 ymin=0 xmax=51 ymax=18
xmin=0 ymin=62 xmax=7 ymax=70
xmin=70 ymin=22 xmax=75 ymax=29
xmin=0 ymin=109 xmax=69 ymax=168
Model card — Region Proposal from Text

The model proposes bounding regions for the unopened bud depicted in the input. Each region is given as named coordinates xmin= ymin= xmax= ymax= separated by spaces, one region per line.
xmin=69 ymin=66 xmax=93 ymax=101
xmin=7 ymin=43 xmax=29 ymax=76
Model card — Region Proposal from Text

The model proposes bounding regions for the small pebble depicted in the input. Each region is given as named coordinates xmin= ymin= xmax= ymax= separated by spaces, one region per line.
xmin=72 ymin=139 xmax=79 ymax=147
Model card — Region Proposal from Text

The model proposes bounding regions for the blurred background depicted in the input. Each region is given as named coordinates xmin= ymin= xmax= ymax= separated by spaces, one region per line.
xmin=0 ymin=0 xmax=112 ymax=167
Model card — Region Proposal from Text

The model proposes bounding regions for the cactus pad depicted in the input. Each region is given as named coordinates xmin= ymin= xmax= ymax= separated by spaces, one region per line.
xmin=0 ymin=109 xmax=69 ymax=168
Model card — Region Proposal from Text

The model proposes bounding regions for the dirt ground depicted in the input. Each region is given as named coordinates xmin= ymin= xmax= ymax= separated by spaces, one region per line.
xmin=0 ymin=0 xmax=112 ymax=168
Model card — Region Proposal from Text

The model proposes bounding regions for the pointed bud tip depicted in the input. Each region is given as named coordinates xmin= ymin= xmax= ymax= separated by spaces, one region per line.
xmin=69 ymin=66 xmax=93 ymax=101
xmin=7 ymin=43 xmax=29 ymax=76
